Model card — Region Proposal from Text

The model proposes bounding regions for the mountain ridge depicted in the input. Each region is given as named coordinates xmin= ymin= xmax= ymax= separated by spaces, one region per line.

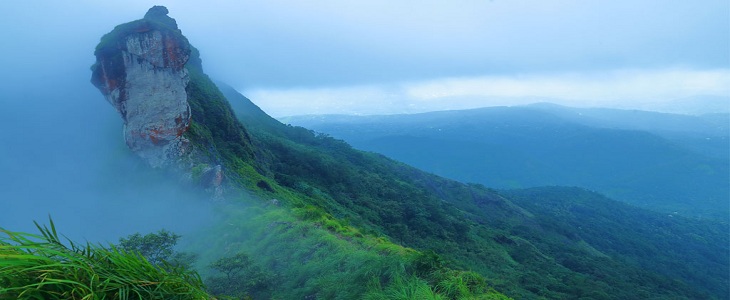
xmin=283 ymin=104 xmax=729 ymax=220
xmin=220 ymin=87 xmax=728 ymax=298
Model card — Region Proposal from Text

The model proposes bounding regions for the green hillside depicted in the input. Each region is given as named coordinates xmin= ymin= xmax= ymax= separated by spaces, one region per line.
xmin=216 ymin=84 xmax=728 ymax=299
xmin=283 ymin=106 xmax=729 ymax=220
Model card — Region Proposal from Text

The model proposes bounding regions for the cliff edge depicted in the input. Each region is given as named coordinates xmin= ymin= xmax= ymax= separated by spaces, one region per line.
xmin=91 ymin=6 xmax=191 ymax=168
xmin=91 ymin=6 xmax=255 ymax=194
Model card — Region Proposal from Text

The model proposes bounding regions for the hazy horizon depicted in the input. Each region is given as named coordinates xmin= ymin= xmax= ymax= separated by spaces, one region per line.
xmin=261 ymin=92 xmax=730 ymax=118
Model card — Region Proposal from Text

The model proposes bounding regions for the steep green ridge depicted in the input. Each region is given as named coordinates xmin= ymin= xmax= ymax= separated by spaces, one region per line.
xmin=185 ymin=61 xmax=256 ymax=173
xmin=219 ymin=85 xmax=728 ymax=299
xmin=283 ymin=106 xmax=729 ymax=220
xmin=189 ymin=83 xmax=513 ymax=299
xmin=182 ymin=24 xmax=509 ymax=300
xmin=175 ymin=60 xmax=505 ymax=298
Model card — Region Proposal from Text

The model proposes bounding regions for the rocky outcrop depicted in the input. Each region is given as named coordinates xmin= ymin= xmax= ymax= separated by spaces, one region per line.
xmin=91 ymin=6 xmax=192 ymax=168
xmin=200 ymin=164 xmax=224 ymax=197
xmin=90 ymin=6 xmax=262 ymax=198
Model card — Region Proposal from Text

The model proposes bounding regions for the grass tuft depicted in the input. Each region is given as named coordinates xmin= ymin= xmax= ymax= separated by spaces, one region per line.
xmin=0 ymin=217 xmax=213 ymax=300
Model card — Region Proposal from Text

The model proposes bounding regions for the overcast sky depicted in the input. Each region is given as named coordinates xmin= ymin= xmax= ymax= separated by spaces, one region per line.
xmin=1 ymin=0 xmax=729 ymax=116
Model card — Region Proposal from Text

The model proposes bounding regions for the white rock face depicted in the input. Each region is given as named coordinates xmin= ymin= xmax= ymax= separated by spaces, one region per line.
xmin=92 ymin=7 xmax=231 ymax=197
xmin=99 ymin=30 xmax=191 ymax=167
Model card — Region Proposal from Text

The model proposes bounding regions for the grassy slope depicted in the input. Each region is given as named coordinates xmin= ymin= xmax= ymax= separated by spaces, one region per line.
xmin=183 ymin=66 xmax=510 ymax=298
xmin=217 ymin=84 xmax=727 ymax=299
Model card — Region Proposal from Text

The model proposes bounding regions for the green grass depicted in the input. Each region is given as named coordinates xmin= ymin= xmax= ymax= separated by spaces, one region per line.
xmin=0 ymin=218 xmax=211 ymax=300
xmin=183 ymin=195 xmax=512 ymax=300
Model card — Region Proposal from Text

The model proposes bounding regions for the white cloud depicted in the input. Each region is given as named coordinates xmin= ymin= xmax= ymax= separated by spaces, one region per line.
xmin=246 ymin=85 xmax=410 ymax=117
xmin=248 ymin=68 xmax=730 ymax=117
xmin=405 ymin=68 xmax=730 ymax=102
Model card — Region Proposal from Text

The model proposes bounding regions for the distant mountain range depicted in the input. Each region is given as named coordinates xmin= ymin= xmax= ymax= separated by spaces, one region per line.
xmin=622 ymin=95 xmax=730 ymax=115
xmin=283 ymin=104 xmax=729 ymax=221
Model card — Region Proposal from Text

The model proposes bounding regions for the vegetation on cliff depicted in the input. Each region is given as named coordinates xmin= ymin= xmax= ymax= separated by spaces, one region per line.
xmin=185 ymin=64 xmax=257 ymax=174
xmin=91 ymin=6 xmax=190 ymax=93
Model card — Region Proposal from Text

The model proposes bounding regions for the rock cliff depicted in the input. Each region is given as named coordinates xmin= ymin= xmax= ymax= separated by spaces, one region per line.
xmin=90 ymin=5 xmax=259 ymax=197
xmin=91 ymin=6 xmax=192 ymax=168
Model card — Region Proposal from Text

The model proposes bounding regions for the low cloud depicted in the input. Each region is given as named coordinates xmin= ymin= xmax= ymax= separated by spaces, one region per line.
xmin=246 ymin=68 xmax=730 ymax=117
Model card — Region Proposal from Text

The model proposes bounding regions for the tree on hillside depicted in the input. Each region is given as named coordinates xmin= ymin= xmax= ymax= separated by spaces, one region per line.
xmin=206 ymin=252 xmax=274 ymax=299
xmin=118 ymin=229 xmax=197 ymax=270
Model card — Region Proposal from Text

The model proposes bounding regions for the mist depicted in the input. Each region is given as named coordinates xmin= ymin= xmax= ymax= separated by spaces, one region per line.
xmin=0 ymin=55 xmax=215 ymax=245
